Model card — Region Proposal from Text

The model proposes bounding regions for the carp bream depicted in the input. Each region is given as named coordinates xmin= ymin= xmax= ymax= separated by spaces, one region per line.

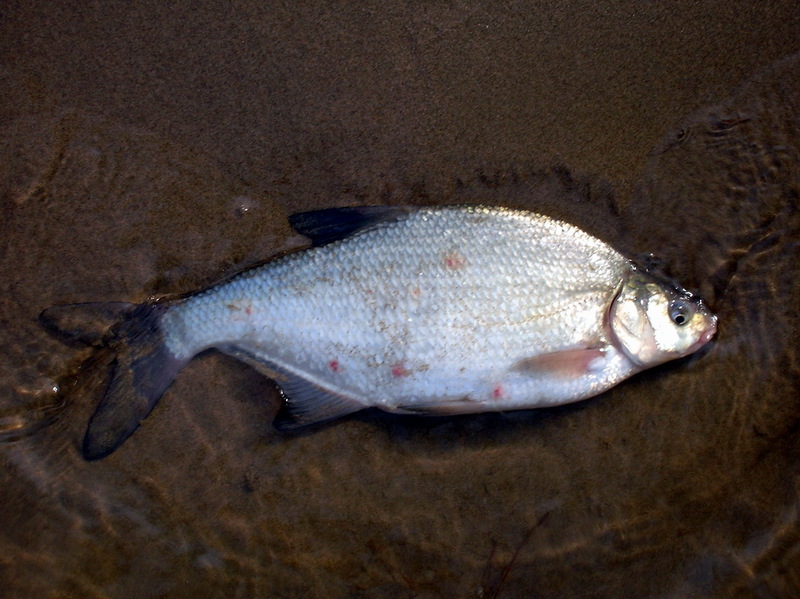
xmin=42 ymin=205 xmax=718 ymax=459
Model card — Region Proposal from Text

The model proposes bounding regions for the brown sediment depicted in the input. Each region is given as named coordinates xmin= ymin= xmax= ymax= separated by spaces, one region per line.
xmin=1 ymin=2 xmax=800 ymax=598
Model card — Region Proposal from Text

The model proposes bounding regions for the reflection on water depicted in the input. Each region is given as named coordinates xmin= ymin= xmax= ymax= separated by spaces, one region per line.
xmin=0 ymin=377 xmax=64 ymax=443
xmin=2 ymin=55 xmax=800 ymax=597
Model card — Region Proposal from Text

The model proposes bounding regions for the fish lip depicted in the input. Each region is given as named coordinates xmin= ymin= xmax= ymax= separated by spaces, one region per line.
xmin=689 ymin=315 xmax=718 ymax=353
xmin=700 ymin=325 xmax=717 ymax=344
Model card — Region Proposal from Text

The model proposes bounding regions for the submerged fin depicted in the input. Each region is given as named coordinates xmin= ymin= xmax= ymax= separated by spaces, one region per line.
xmin=288 ymin=206 xmax=414 ymax=246
xmin=511 ymin=347 xmax=606 ymax=378
xmin=73 ymin=301 xmax=187 ymax=460
xmin=219 ymin=346 xmax=365 ymax=430
xmin=40 ymin=302 xmax=138 ymax=346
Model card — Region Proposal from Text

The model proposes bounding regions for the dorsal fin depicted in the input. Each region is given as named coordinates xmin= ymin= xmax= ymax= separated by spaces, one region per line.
xmin=288 ymin=206 xmax=414 ymax=246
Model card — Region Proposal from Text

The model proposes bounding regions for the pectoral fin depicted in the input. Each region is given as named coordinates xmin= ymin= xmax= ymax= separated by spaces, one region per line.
xmin=512 ymin=347 xmax=606 ymax=378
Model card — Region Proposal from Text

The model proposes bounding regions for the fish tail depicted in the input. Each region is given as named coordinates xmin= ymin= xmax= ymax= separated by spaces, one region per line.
xmin=41 ymin=300 xmax=188 ymax=460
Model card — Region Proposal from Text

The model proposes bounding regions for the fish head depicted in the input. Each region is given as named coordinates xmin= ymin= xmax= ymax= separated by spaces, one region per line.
xmin=609 ymin=270 xmax=717 ymax=368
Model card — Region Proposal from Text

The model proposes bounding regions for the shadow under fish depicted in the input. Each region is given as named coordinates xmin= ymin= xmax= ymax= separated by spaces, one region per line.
xmin=41 ymin=205 xmax=718 ymax=460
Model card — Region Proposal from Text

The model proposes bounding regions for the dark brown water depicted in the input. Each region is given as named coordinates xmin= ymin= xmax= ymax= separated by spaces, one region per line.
xmin=2 ymin=3 xmax=800 ymax=598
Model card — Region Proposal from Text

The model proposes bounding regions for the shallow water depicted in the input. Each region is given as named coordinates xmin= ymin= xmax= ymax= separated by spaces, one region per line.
xmin=2 ymin=4 xmax=800 ymax=598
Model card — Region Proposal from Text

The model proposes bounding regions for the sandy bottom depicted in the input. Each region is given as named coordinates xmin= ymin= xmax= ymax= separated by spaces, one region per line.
xmin=2 ymin=3 xmax=800 ymax=597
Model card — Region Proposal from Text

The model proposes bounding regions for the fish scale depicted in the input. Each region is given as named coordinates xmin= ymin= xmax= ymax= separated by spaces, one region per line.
xmin=164 ymin=207 xmax=635 ymax=408
xmin=41 ymin=204 xmax=717 ymax=459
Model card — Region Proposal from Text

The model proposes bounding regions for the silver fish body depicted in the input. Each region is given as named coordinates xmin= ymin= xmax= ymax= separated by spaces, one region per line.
xmin=168 ymin=207 xmax=642 ymax=412
xmin=43 ymin=205 xmax=717 ymax=459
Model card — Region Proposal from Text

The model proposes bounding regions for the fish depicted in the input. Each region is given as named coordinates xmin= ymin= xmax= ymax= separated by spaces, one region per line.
xmin=41 ymin=205 xmax=718 ymax=460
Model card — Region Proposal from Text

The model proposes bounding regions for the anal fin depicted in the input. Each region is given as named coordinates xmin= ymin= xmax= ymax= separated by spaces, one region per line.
xmin=219 ymin=346 xmax=366 ymax=430
xmin=273 ymin=373 xmax=366 ymax=430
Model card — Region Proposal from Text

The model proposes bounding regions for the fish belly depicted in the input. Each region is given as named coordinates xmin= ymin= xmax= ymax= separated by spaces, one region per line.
xmin=162 ymin=206 xmax=636 ymax=412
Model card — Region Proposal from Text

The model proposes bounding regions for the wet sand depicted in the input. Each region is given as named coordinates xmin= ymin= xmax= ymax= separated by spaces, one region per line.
xmin=2 ymin=2 xmax=800 ymax=597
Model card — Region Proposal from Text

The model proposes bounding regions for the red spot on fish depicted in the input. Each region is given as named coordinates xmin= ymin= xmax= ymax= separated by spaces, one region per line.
xmin=444 ymin=252 xmax=467 ymax=270
xmin=492 ymin=384 xmax=505 ymax=400
xmin=410 ymin=286 xmax=421 ymax=297
xmin=329 ymin=360 xmax=340 ymax=373
xmin=226 ymin=301 xmax=253 ymax=321
xmin=391 ymin=363 xmax=411 ymax=378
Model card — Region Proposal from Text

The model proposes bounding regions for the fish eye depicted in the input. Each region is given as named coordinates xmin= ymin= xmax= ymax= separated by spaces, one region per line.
xmin=669 ymin=300 xmax=693 ymax=326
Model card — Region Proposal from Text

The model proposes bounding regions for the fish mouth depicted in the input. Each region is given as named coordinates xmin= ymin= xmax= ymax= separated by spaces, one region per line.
xmin=689 ymin=316 xmax=718 ymax=353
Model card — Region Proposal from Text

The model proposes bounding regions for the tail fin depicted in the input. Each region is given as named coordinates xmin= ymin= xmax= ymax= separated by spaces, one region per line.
xmin=41 ymin=301 xmax=188 ymax=460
